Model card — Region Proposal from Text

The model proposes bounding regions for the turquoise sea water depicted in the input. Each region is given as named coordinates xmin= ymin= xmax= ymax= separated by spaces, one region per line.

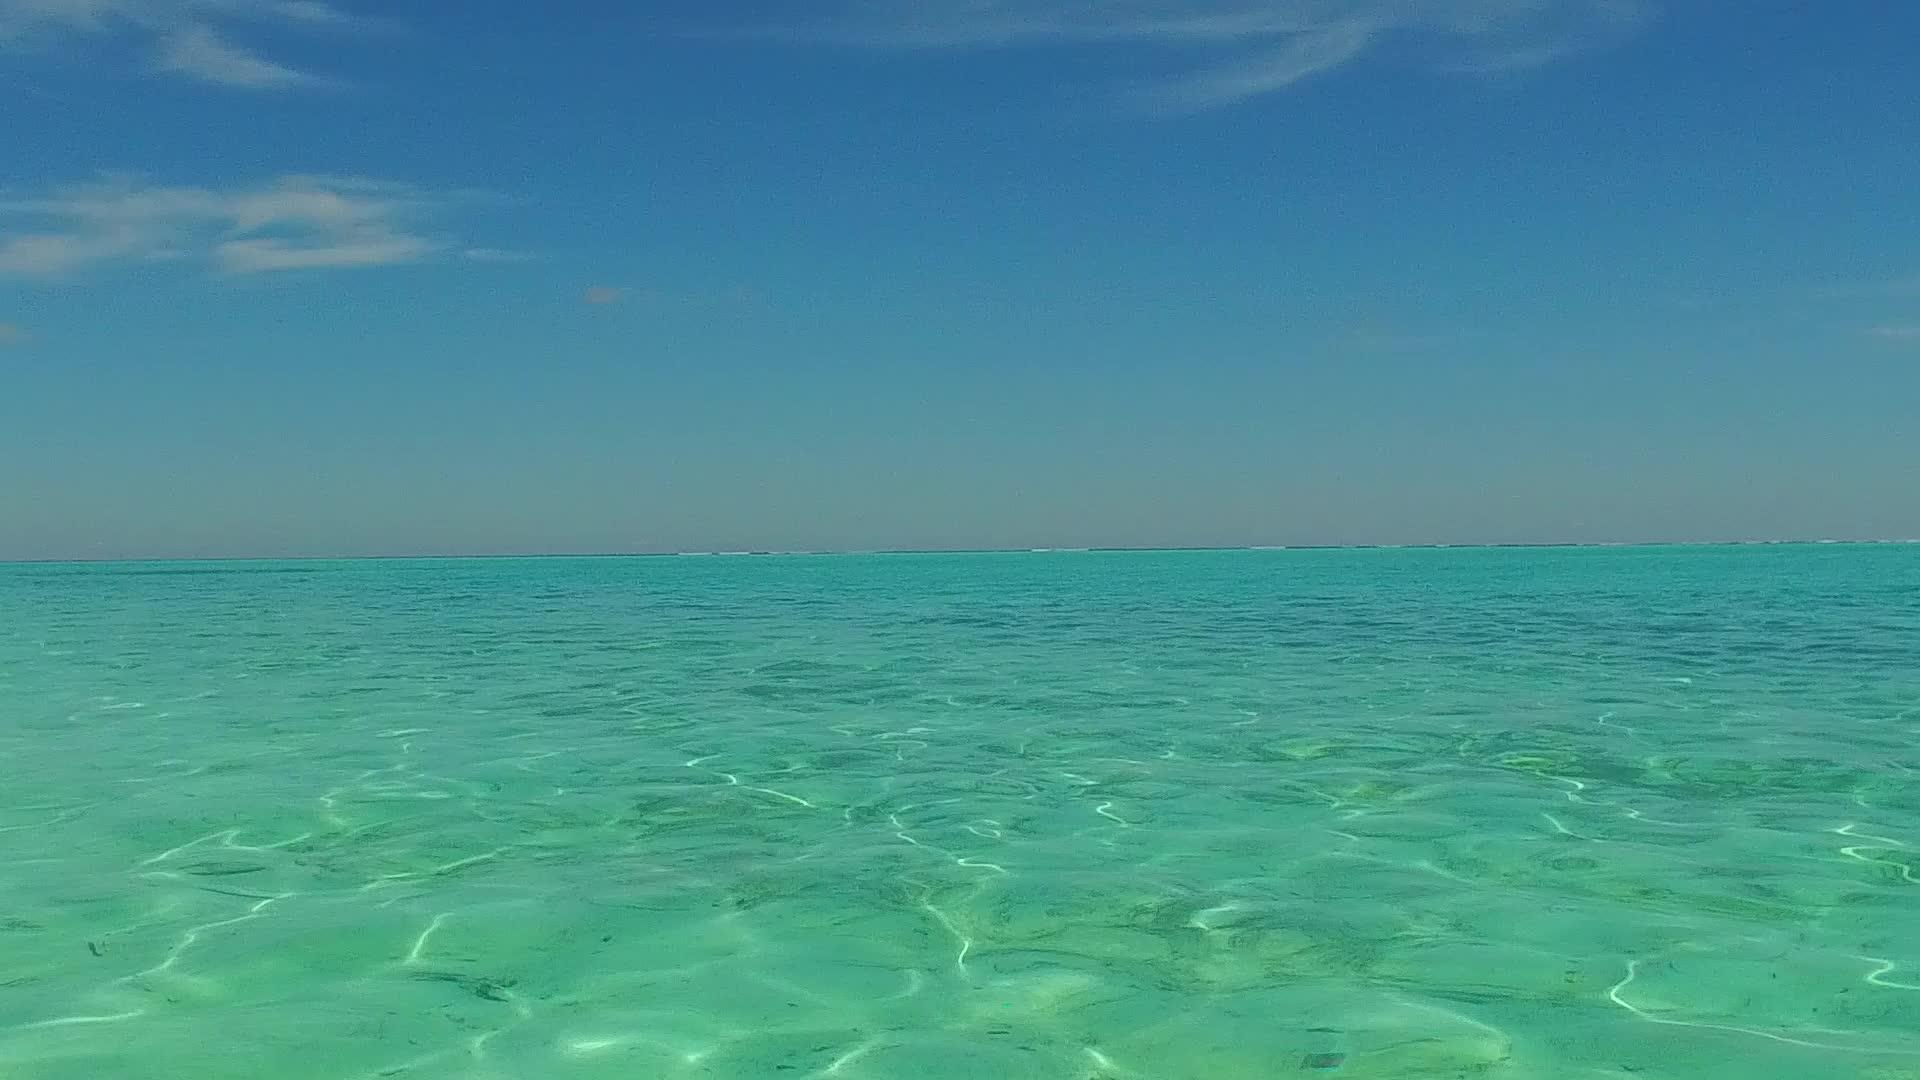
xmin=2 ymin=547 xmax=1918 ymax=1079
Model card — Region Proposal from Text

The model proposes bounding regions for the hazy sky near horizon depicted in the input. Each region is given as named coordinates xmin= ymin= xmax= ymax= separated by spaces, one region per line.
xmin=3 ymin=1 xmax=1917 ymax=559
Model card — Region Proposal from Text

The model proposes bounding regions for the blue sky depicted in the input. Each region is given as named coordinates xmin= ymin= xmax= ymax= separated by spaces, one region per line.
xmin=2 ymin=1 xmax=1917 ymax=558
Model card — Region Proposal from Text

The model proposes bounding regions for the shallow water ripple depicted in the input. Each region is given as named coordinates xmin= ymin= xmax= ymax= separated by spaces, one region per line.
xmin=1 ymin=547 xmax=1917 ymax=1078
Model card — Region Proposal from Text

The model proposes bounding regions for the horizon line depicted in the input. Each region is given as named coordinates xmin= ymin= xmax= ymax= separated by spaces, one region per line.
xmin=4 ymin=538 xmax=1918 ymax=568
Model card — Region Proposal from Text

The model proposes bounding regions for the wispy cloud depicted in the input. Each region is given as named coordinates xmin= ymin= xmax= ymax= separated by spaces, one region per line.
xmin=583 ymin=285 xmax=625 ymax=305
xmin=0 ymin=174 xmax=465 ymax=277
xmin=0 ymin=321 xmax=26 ymax=345
xmin=156 ymin=23 xmax=310 ymax=86
xmin=0 ymin=0 xmax=368 ymax=88
xmin=1868 ymin=324 xmax=1920 ymax=342
xmin=1145 ymin=18 xmax=1373 ymax=109
xmin=462 ymin=247 xmax=537 ymax=264
xmin=1811 ymin=274 xmax=1920 ymax=300
xmin=792 ymin=0 xmax=1656 ymax=109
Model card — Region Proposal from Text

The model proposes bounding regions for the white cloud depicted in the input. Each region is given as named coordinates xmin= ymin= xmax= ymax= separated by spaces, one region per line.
xmin=0 ymin=0 xmax=365 ymax=87
xmin=216 ymin=233 xmax=428 ymax=271
xmin=156 ymin=23 xmax=310 ymax=86
xmin=0 ymin=321 xmax=26 ymax=344
xmin=583 ymin=285 xmax=625 ymax=305
xmin=0 ymin=228 xmax=161 ymax=275
xmin=1868 ymin=325 xmax=1920 ymax=342
xmin=1142 ymin=19 xmax=1374 ymax=109
xmin=1811 ymin=274 xmax=1920 ymax=300
xmin=0 ymin=174 xmax=456 ymax=276
xmin=797 ymin=0 xmax=1656 ymax=108
xmin=461 ymin=247 xmax=536 ymax=263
